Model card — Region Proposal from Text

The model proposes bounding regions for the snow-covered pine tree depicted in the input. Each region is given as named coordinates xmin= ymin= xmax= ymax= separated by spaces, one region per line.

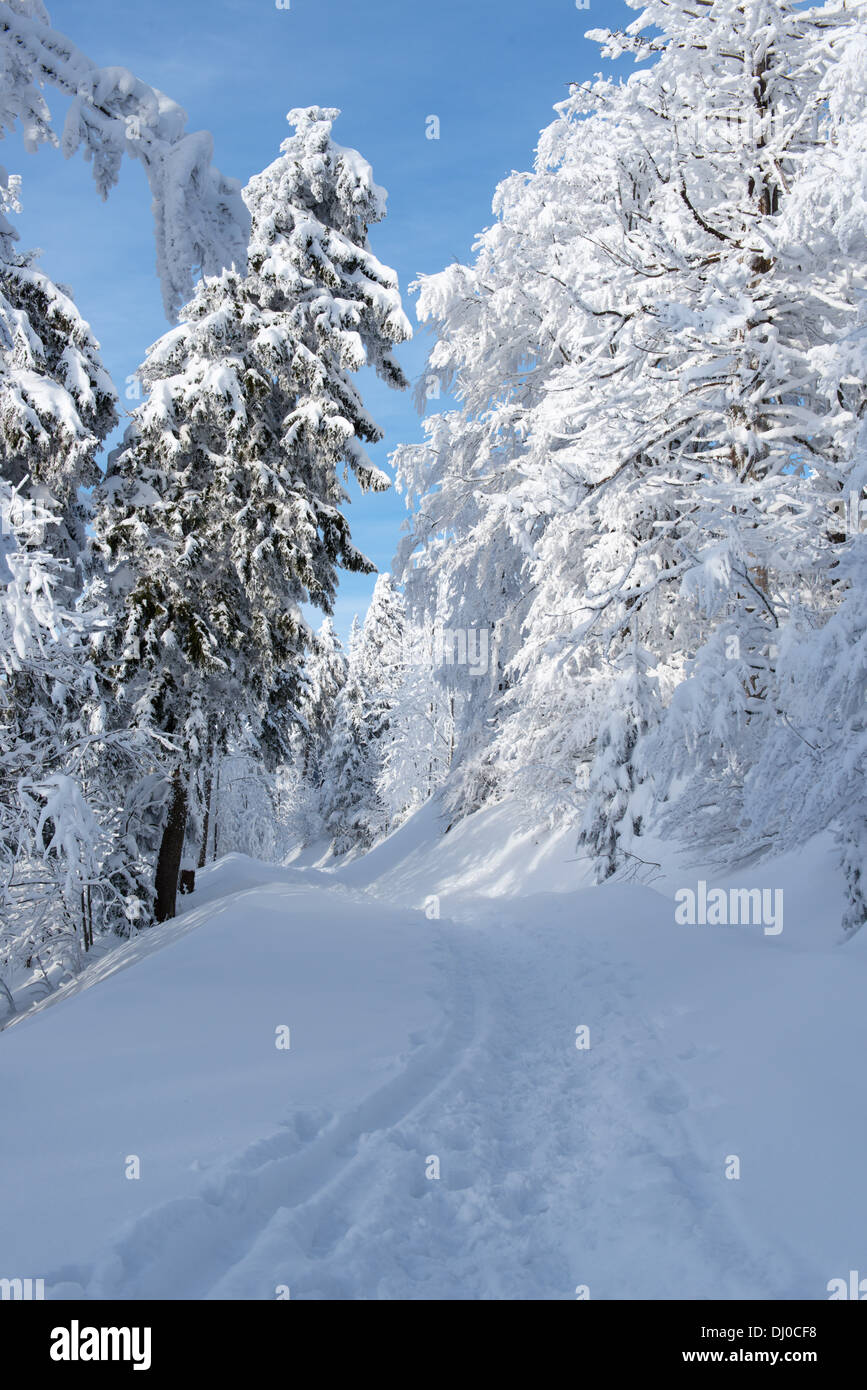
xmin=318 ymin=618 xmax=369 ymax=856
xmin=320 ymin=576 xmax=407 ymax=854
xmin=281 ymin=616 xmax=348 ymax=845
xmin=93 ymin=108 xmax=410 ymax=920
xmin=297 ymin=618 xmax=348 ymax=787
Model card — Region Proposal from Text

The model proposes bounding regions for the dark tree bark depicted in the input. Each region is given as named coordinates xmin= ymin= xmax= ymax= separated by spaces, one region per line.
xmin=212 ymin=760 xmax=221 ymax=861
xmin=198 ymin=763 xmax=213 ymax=870
xmin=155 ymin=773 xmax=188 ymax=923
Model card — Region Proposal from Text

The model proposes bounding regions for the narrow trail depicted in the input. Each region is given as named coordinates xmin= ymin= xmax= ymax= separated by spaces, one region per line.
xmin=72 ymin=893 xmax=793 ymax=1300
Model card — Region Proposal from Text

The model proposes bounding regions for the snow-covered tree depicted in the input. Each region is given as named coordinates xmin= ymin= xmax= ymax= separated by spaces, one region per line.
xmin=500 ymin=0 xmax=841 ymax=843
xmin=0 ymin=166 xmax=142 ymax=1005
xmin=280 ymin=617 xmax=348 ymax=846
xmin=0 ymin=163 xmax=116 ymax=575
xmin=1 ymin=487 xmax=75 ymax=1009
xmin=0 ymin=476 xmax=157 ymax=1009
xmin=93 ymin=108 xmax=410 ymax=919
xmin=578 ymin=649 xmax=659 ymax=882
xmin=199 ymin=744 xmax=292 ymax=868
xmin=321 ymin=576 xmax=407 ymax=853
xmin=318 ymin=653 xmax=368 ymax=856
xmin=390 ymin=148 xmax=573 ymax=820
xmin=632 ymin=0 xmax=867 ymax=906
xmin=391 ymin=0 xmax=867 ymax=905
xmin=714 ymin=5 xmax=867 ymax=929
xmin=297 ymin=618 xmax=347 ymax=786
xmin=377 ymin=617 xmax=455 ymax=827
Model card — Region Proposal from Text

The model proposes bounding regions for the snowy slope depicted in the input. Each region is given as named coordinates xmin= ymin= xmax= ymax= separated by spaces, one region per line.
xmin=1 ymin=816 xmax=864 ymax=1299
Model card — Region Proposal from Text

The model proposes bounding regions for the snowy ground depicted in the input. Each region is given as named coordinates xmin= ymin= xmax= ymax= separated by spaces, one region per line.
xmin=1 ymin=805 xmax=864 ymax=1299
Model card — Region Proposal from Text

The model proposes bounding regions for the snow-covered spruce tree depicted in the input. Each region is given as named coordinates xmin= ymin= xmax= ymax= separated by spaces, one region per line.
xmin=281 ymin=616 xmax=348 ymax=846
xmin=320 ymin=576 xmax=407 ymax=854
xmin=318 ymin=616 xmax=367 ymax=853
xmin=296 ymin=617 xmax=348 ymax=787
xmin=94 ymin=108 xmax=410 ymax=919
xmin=350 ymin=574 xmax=408 ymax=841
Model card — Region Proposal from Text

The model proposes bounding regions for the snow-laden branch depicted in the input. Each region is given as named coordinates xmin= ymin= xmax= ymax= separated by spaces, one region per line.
xmin=0 ymin=0 xmax=250 ymax=317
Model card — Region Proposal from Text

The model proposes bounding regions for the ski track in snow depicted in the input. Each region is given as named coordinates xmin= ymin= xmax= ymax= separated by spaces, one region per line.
xmin=50 ymin=882 xmax=802 ymax=1302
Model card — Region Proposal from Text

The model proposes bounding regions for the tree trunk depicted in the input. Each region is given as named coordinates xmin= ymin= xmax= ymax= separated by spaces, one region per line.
xmin=155 ymin=773 xmax=188 ymax=923
xmin=212 ymin=758 xmax=221 ymax=860
xmin=198 ymin=763 xmax=213 ymax=870
xmin=0 ymin=974 xmax=16 ymax=1019
xmin=80 ymin=884 xmax=93 ymax=952
xmin=427 ymin=700 xmax=435 ymax=798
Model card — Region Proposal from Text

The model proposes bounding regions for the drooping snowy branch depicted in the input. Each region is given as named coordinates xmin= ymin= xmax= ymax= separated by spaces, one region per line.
xmin=0 ymin=0 xmax=250 ymax=317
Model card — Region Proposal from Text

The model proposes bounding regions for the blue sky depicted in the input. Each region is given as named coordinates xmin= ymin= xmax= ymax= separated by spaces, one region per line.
xmin=3 ymin=0 xmax=633 ymax=643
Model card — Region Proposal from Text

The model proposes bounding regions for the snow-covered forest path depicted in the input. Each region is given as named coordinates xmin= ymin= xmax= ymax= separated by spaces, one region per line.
xmin=197 ymin=912 xmax=782 ymax=1301
xmin=2 ymin=842 xmax=864 ymax=1300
